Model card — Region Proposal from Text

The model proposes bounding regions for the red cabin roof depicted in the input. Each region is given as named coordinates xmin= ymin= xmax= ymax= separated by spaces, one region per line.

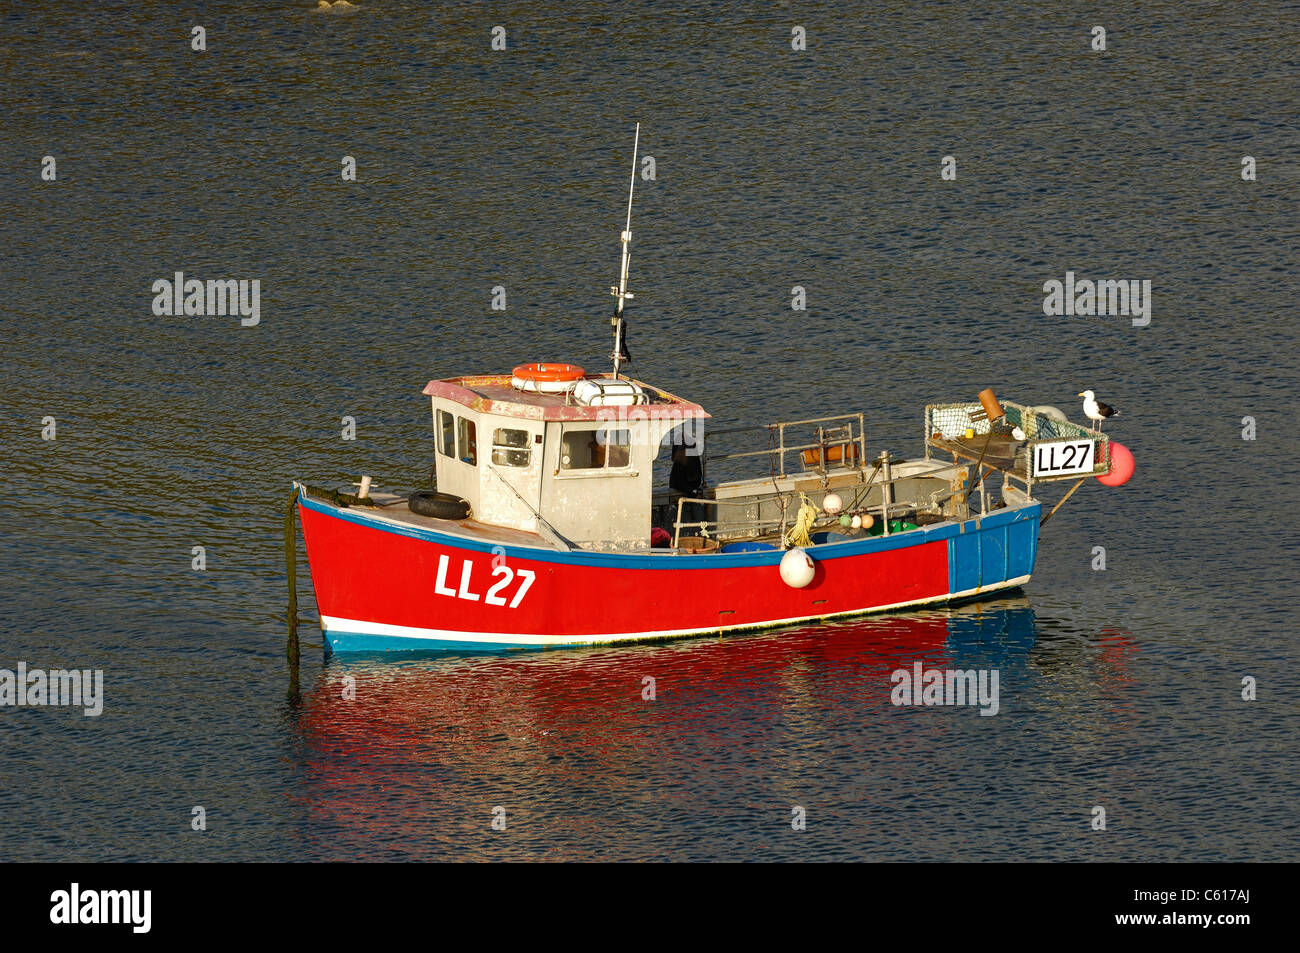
xmin=422 ymin=373 xmax=710 ymax=423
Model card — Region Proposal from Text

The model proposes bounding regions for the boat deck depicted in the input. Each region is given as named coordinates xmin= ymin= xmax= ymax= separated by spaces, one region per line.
xmin=357 ymin=495 xmax=560 ymax=549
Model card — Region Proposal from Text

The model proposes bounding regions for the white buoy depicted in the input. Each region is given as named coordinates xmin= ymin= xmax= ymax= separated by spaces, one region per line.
xmin=850 ymin=514 xmax=862 ymax=529
xmin=822 ymin=492 xmax=843 ymax=515
xmin=780 ymin=547 xmax=816 ymax=588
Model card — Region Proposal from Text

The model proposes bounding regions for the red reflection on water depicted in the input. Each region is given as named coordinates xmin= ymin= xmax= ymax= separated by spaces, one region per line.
xmin=298 ymin=612 xmax=957 ymax=750
xmin=288 ymin=604 xmax=1037 ymax=856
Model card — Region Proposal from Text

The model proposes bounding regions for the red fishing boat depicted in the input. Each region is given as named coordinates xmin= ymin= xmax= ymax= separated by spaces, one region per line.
xmin=293 ymin=129 xmax=1130 ymax=653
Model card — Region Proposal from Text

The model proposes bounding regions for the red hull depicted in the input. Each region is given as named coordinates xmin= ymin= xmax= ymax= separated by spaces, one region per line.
xmin=297 ymin=490 xmax=1040 ymax=651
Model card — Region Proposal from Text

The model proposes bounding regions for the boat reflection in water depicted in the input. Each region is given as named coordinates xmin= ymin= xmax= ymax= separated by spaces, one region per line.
xmin=299 ymin=598 xmax=1041 ymax=744
xmin=288 ymin=598 xmax=1103 ymax=859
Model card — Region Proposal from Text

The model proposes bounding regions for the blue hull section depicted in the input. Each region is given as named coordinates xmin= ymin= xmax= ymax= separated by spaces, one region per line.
xmin=327 ymin=632 xmax=524 ymax=653
xmin=947 ymin=504 xmax=1041 ymax=593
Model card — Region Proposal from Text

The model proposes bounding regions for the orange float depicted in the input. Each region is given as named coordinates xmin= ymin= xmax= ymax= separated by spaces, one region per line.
xmin=1095 ymin=441 xmax=1135 ymax=487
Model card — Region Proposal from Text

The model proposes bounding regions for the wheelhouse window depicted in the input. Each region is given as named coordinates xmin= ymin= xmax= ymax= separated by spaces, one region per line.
xmin=560 ymin=427 xmax=630 ymax=470
xmin=457 ymin=417 xmax=477 ymax=466
xmin=437 ymin=410 xmax=455 ymax=458
xmin=491 ymin=427 xmax=532 ymax=467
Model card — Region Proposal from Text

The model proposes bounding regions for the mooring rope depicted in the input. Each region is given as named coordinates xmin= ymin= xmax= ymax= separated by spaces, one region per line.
xmin=283 ymin=483 xmax=388 ymax=699
xmin=300 ymin=483 xmax=379 ymax=509
xmin=284 ymin=486 xmax=301 ymax=702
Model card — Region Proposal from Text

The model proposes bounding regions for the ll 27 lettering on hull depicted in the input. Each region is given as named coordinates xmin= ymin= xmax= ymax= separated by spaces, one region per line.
xmin=433 ymin=554 xmax=535 ymax=608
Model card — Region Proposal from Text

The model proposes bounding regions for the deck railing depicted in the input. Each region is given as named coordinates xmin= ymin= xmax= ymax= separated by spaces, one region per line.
xmin=669 ymin=457 xmax=973 ymax=549
xmin=702 ymin=412 xmax=868 ymax=480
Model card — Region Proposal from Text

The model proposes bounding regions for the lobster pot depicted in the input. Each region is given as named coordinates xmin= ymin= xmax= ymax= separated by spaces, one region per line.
xmin=572 ymin=378 xmax=648 ymax=407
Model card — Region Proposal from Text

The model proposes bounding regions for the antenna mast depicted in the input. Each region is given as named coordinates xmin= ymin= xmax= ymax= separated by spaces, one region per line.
xmin=609 ymin=123 xmax=639 ymax=380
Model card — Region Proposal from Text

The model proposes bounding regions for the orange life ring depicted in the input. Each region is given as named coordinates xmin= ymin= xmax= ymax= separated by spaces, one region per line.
xmin=510 ymin=362 xmax=586 ymax=394
xmin=512 ymin=362 xmax=585 ymax=383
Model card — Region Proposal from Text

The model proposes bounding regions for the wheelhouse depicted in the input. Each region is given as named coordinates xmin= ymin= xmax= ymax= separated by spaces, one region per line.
xmin=423 ymin=372 xmax=709 ymax=549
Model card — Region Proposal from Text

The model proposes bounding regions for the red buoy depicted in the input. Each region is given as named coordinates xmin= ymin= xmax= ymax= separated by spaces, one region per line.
xmin=1096 ymin=441 xmax=1135 ymax=487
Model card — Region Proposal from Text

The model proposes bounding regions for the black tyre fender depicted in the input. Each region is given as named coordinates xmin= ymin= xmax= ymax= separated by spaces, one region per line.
xmin=408 ymin=490 xmax=471 ymax=520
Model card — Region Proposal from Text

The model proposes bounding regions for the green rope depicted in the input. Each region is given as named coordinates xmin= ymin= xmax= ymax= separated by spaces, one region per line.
xmin=285 ymin=487 xmax=301 ymax=703
xmin=300 ymin=483 xmax=379 ymax=508
xmin=285 ymin=483 xmax=381 ymax=701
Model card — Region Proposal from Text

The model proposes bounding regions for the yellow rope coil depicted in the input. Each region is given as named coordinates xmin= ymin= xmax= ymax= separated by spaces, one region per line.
xmin=784 ymin=494 xmax=819 ymax=548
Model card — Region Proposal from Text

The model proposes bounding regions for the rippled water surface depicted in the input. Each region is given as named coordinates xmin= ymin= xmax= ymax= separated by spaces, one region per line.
xmin=2 ymin=1 xmax=1298 ymax=861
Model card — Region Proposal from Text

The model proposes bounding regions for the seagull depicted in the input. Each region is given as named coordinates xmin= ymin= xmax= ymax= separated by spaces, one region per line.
xmin=1078 ymin=390 xmax=1119 ymax=431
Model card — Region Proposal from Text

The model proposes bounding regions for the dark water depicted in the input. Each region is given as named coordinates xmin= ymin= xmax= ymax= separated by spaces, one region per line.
xmin=2 ymin=1 xmax=1298 ymax=861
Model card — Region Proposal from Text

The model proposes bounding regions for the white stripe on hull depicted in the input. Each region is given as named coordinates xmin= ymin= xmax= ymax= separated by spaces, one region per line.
xmin=321 ymin=575 xmax=1032 ymax=648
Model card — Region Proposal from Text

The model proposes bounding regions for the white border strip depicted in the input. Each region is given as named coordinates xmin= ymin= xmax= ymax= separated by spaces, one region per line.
xmin=322 ymin=575 xmax=1031 ymax=647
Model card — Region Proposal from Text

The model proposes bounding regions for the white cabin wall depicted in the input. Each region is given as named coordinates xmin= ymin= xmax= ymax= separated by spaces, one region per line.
xmin=474 ymin=413 xmax=543 ymax=532
xmin=536 ymin=417 xmax=683 ymax=548
xmin=431 ymin=400 xmax=702 ymax=547
xmin=430 ymin=399 xmax=481 ymax=515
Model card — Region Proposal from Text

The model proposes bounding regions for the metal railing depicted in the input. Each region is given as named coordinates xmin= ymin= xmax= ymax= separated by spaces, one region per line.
xmin=669 ymin=457 xmax=975 ymax=549
xmin=703 ymin=413 xmax=868 ymax=480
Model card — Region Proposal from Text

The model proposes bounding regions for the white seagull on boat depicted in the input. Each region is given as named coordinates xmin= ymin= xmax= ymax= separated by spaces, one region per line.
xmin=1078 ymin=389 xmax=1119 ymax=431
